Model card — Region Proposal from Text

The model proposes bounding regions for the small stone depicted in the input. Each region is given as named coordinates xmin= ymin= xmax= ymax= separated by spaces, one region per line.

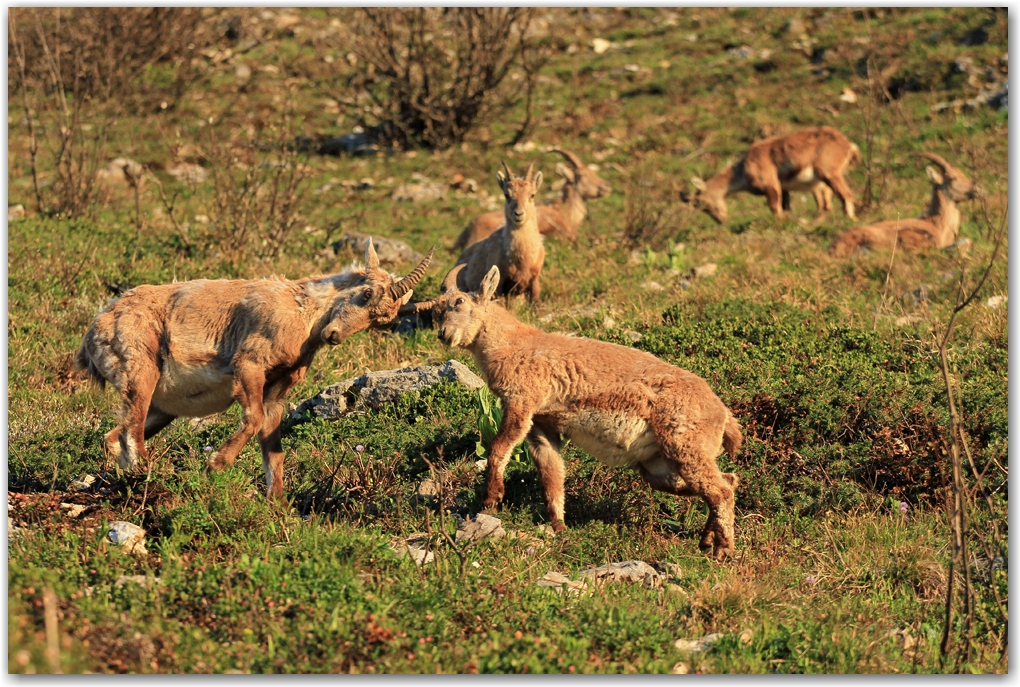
xmin=59 ymin=503 xmax=87 ymax=518
xmin=235 ymin=64 xmax=252 ymax=80
xmin=392 ymin=180 xmax=446 ymax=203
xmin=667 ymin=584 xmax=686 ymax=595
xmin=535 ymin=571 xmax=588 ymax=595
xmin=739 ymin=629 xmax=754 ymax=645
xmin=474 ymin=459 xmax=488 ymax=473
xmin=592 ymin=38 xmax=611 ymax=54
xmin=641 ymin=280 xmax=665 ymax=292
xmin=840 ymin=88 xmax=858 ymax=103
xmin=108 ymin=521 xmax=147 ymax=555
xmin=602 ymin=316 xmax=616 ymax=329
xmin=943 ymin=238 xmax=972 ymax=257
xmin=684 ymin=33 xmax=698 ymax=42
xmin=414 ymin=478 xmax=441 ymax=504
xmin=114 ymin=575 xmax=162 ymax=589
xmin=986 ymin=295 xmax=1007 ymax=309
xmin=391 ymin=533 xmax=434 ymax=566
xmin=727 ymin=45 xmax=753 ymax=60
xmin=624 ymin=330 xmax=643 ymax=343
xmin=671 ymin=662 xmax=691 ymax=674
xmin=580 ymin=560 xmax=664 ymax=588
xmin=70 ymin=474 xmax=97 ymax=492
xmin=166 ymin=162 xmax=208 ymax=184
xmin=678 ymin=279 xmax=692 ymax=290
xmin=8 ymin=204 xmax=25 ymax=222
xmin=895 ymin=315 xmax=921 ymax=327
xmin=456 ymin=513 xmax=506 ymax=543
xmin=674 ymin=633 xmax=725 ymax=653
xmin=693 ymin=262 xmax=718 ymax=279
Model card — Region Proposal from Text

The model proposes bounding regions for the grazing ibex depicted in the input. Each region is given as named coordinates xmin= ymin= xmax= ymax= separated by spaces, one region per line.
xmin=75 ymin=240 xmax=434 ymax=500
xmin=453 ymin=149 xmax=612 ymax=250
xmin=454 ymin=161 xmax=546 ymax=302
xmin=425 ymin=264 xmax=743 ymax=559
xmin=830 ymin=153 xmax=978 ymax=257
xmin=686 ymin=127 xmax=860 ymax=224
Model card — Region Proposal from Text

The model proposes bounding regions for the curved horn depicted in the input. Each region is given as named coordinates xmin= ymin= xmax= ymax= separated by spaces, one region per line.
xmin=442 ymin=264 xmax=466 ymax=293
xmin=397 ymin=300 xmax=435 ymax=316
xmin=918 ymin=152 xmax=953 ymax=172
xmin=365 ymin=237 xmax=380 ymax=270
xmin=500 ymin=160 xmax=514 ymax=180
xmin=525 ymin=160 xmax=537 ymax=183
xmin=389 ymin=246 xmax=435 ymax=300
xmin=552 ymin=148 xmax=585 ymax=170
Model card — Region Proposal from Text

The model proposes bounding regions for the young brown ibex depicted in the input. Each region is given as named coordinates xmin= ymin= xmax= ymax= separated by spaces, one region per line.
xmin=454 ymin=161 xmax=546 ymax=302
xmin=426 ymin=264 xmax=743 ymax=559
xmin=453 ymin=149 xmax=612 ymax=250
xmin=75 ymin=240 xmax=434 ymax=500
xmin=830 ymin=153 xmax=978 ymax=257
xmin=686 ymin=126 xmax=860 ymax=224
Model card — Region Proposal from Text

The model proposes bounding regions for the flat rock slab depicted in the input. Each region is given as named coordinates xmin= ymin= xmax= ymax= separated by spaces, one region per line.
xmin=332 ymin=232 xmax=424 ymax=266
xmin=579 ymin=560 xmax=665 ymax=588
xmin=292 ymin=361 xmax=485 ymax=421
xmin=455 ymin=513 xmax=506 ymax=543
xmin=535 ymin=571 xmax=589 ymax=595
xmin=390 ymin=533 xmax=434 ymax=566
xmin=108 ymin=521 xmax=147 ymax=555
xmin=674 ymin=633 xmax=725 ymax=653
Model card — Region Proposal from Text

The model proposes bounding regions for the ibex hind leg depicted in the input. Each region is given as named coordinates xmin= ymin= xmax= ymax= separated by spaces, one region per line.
xmin=527 ymin=424 xmax=567 ymax=531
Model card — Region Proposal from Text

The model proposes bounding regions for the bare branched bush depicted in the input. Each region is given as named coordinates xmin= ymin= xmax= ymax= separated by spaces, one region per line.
xmin=202 ymin=121 xmax=310 ymax=264
xmin=343 ymin=8 xmax=540 ymax=150
xmin=623 ymin=168 xmax=689 ymax=247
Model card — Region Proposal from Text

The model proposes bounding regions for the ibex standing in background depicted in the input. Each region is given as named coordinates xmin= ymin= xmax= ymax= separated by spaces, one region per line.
xmin=830 ymin=153 xmax=979 ymax=257
xmin=426 ymin=264 xmax=743 ymax=559
xmin=687 ymin=126 xmax=860 ymax=224
xmin=453 ymin=149 xmax=612 ymax=249
xmin=454 ymin=161 xmax=546 ymax=302
xmin=75 ymin=240 xmax=434 ymax=500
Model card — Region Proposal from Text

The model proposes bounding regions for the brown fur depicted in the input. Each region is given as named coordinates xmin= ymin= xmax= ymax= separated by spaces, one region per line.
xmin=453 ymin=150 xmax=612 ymax=250
xmin=454 ymin=161 xmax=546 ymax=302
xmin=429 ymin=264 xmax=743 ymax=559
xmin=74 ymin=240 xmax=433 ymax=500
xmin=689 ymin=126 xmax=860 ymax=224
xmin=830 ymin=153 xmax=978 ymax=257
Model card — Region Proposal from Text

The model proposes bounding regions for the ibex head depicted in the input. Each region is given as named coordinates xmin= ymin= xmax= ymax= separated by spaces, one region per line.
xmin=686 ymin=176 xmax=728 ymax=224
xmin=920 ymin=153 xmax=980 ymax=202
xmin=496 ymin=161 xmax=542 ymax=229
xmin=430 ymin=264 xmax=501 ymax=349
xmin=321 ymin=238 xmax=435 ymax=345
xmin=552 ymin=149 xmax=612 ymax=198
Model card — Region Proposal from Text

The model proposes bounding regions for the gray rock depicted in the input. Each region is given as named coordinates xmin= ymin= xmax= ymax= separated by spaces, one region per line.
xmin=392 ymin=181 xmax=446 ymax=203
xmin=390 ymin=533 xmax=434 ymax=566
xmin=579 ymin=560 xmax=664 ymax=587
xmin=692 ymin=262 xmax=718 ymax=279
xmin=70 ymin=474 xmax=97 ymax=492
xmin=414 ymin=478 xmax=441 ymax=505
xmin=331 ymin=232 xmax=424 ymax=266
xmin=455 ymin=513 xmax=506 ymax=543
xmin=943 ymin=237 xmax=972 ymax=257
xmin=108 ymin=521 xmax=147 ymax=555
xmin=114 ymin=575 xmax=162 ymax=589
xmin=674 ymin=633 xmax=725 ymax=653
xmin=292 ymin=361 xmax=485 ymax=421
xmin=8 ymin=205 xmax=25 ymax=222
xmin=535 ymin=571 xmax=589 ymax=594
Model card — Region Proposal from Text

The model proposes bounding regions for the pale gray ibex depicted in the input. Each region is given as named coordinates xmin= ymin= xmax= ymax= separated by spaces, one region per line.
xmin=454 ymin=161 xmax=546 ymax=302
xmin=686 ymin=126 xmax=861 ymax=224
xmin=453 ymin=149 xmax=612 ymax=250
xmin=425 ymin=264 xmax=743 ymax=559
xmin=830 ymin=153 xmax=979 ymax=257
xmin=75 ymin=240 xmax=434 ymax=500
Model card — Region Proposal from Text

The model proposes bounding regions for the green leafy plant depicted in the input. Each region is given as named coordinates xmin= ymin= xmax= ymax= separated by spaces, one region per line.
xmin=474 ymin=387 xmax=530 ymax=464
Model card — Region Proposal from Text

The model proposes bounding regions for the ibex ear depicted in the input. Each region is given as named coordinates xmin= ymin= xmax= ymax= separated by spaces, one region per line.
xmin=365 ymin=237 xmax=380 ymax=270
xmin=690 ymin=176 xmax=707 ymax=192
xmin=479 ymin=265 xmax=500 ymax=301
xmin=533 ymin=171 xmax=543 ymax=193
xmin=400 ymin=289 xmax=414 ymax=305
xmin=925 ymin=166 xmax=945 ymax=186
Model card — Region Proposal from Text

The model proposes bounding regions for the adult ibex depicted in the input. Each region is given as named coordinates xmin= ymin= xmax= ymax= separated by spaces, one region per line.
xmin=75 ymin=240 xmax=434 ymax=500
xmin=453 ymin=149 xmax=612 ymax=249
xmin=830 ymin=153 xmax=978 ymax=257
xmin=686 ymin=127 xmax=860 ymax=224
xmin=454 ymin=161 xmax=546 ymax=302
xmin=425 ymin=264 xmax=743 ymax=559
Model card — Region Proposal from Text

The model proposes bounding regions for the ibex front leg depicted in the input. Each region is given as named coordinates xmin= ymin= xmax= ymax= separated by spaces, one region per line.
xmin=207 ymin=360 xmax=266 ymax=472
xmin=481 ymin=403 xmax=534 ymax=512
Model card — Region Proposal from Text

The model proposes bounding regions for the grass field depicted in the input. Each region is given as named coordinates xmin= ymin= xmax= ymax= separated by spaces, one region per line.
xmin=7 ymin=8 xmax=1008 ymax=673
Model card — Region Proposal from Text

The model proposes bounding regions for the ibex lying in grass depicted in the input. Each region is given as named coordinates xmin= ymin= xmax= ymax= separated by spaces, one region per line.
xmin=454 ymin=161 xmax=546 ymax=302
xmin=427 ymin=264 xmax=743 ymax=559
xmin=453 ymin=149 xmax=612 ymax=250
xmin=75 ymin=240 xmax=434 ymax=500
xmin=686 ymin=126 xmax=860 ymax=224
xmin=830 ymin=153 xmax=978 ymax=257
